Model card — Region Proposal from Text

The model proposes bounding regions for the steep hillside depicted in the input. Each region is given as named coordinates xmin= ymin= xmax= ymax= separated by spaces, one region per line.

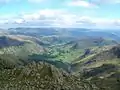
xmin=7 ymin=35 xmax=49 ymax=46
xmin=0 ymin=35 xmax=45 ymax=69
xmin=0 ymin=35 xmax=45 ymax=57
xmin=44 ymin=37 xmax=118 ymax=62
xmin=0 ymin=42 xmax=44 ymax=56
xmin=0 ymin=42 xmax=45 ymax=70
xmin=0 ymin=62 xmax=98 ymax=90
xmin=0 ymin=54 xmax=27 ymax=69
xmin=72 ymin=45 xmax=120 ymax=79
xmin=0 ymin=36 xmax=25 ymax=48
xmin=66 ymin=37 xmax=118 ymax=50
xmin=91 ymin=77 xmax=120 ymax=90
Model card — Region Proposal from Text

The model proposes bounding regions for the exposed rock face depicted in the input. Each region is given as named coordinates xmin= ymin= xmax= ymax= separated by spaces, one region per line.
xmin=0 ymin=62 xmax=98 ymax=90
xmin=110 ymin=45 xmax=120 ymax=58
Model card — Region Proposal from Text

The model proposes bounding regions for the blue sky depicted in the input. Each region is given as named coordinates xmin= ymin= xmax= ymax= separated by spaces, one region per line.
xmin=0 ymin=0 xmax=120 ymax=29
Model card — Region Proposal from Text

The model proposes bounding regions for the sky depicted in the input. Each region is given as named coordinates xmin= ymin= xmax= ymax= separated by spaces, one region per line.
xmin=0 ymin=0 xmax=120 ymax=29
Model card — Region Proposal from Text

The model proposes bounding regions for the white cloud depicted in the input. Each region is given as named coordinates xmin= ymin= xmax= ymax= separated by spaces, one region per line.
xmin=88 ymin=18 xmax=120 ymax=29
xmin=0 ymin=9 xmax=120 ymax=29
xmin=67 ymin=0 xmax=97 ymax=8
xmin=23 ymin=14 xmax=40 ymax=21
xmin=14 ymin=19 xmax=25 ymax=24
xmin=90 ymin=0 xmax=120 ymax=5
xmin=67 ymin=0 xmax=120 ymax=8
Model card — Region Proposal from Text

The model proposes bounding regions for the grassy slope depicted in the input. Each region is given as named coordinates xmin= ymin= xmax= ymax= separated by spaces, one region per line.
xmin=71 ymin=45 xmax=120 ymax=80
xmin=44 ymin=37 xmax=118 ymax=63
xmin=0 ymin=38 xmax=45 ymax=69
xmin=0 ymin=42 xmax=44 ymax=57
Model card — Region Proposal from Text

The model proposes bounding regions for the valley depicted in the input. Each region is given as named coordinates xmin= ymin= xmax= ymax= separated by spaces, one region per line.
xmin=0 ymin=28 xmax=120 ymax=90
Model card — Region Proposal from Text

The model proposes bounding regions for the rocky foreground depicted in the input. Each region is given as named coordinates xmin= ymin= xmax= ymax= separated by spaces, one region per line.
xmin=0 ymin=62 xmax=100 ymax=90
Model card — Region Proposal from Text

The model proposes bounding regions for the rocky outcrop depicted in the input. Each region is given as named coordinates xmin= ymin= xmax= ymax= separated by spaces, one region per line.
xmin=0 ymin=62 xmax=98 ymax=90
